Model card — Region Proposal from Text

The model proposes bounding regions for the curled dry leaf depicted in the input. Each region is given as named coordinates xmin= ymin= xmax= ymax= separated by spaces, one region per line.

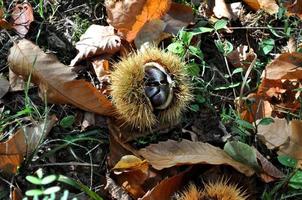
xmin=0 ymin=8 xmax=12 ymax=30
xmin=257 ymin=118 xmax=302 ymax=160
xmin=0 ymin=115 xmax=57 ymax=174
xmin=0 ymin=75 xmax=9 ymax=99
xmin=163 ymin=2 xmax=194 ymax=35
xmin=8 ymin=39 xmax=114 ymax=116
xmin=10 ymin=2 xmax=34 ymax=37
xmin=105 ymin=173 xmax=132 ymax=200
xmin=112 ymin=155 xmax=150 ymax=198
xmin=243 ymin=0 xmax=279 ymax=15
xmin=70 ymin=25 xmax=121 ymax=66
xmin=138 ymin=139 xmax=254 ymax=176
xmin=227 ymin=45 xmax=256 ymax=70
xmin=140 ymin=167 xmax=191 ymax=200
xmin=285 ymin=0 xmax=302 ymax=18
xmin=134 ymin=19 xmax=167 ymax=50
xmin=213 ymin=0 xmax=237 ymax=20
xmin=105 ymin=0 xmax=171 ymax=42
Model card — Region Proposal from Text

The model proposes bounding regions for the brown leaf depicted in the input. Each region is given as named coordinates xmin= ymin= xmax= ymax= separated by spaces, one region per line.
xmin=10 ymin=3 xmax=34 ymax=37
xmin=134 ymin=19 xmax=167 ymax=49
xmin=255 ymin=149 xmax=285 ymax=183
xmin=0 ymin=8 xmax=12 ymax=30
xmin=140 ymin=167 xmax=191 ymax=200
xmin=9 ymin=69 xmax=26 ymax=91
xmin=163 ymin=2 xmax=194 ymax=35
xmin=257 ymin=118 xmax=302 ymax=160
xmin=8 ymin=39 xmax=114 ymax=116
xmin=264 ymin=52 xmax=302 ymax=80
xmin=0 ymin=115 xmax=57 ymax=174
xmin=138 ymin=139 xmax=254 ymax=176
xmin=113 ymin=155 xmax=150 ymax=198
xmin=284 ymin=0 xmax=302 ymax=18
xmin=243 ymin=0 xmax=279 ymax=14
xmin=213 ymin=0 xmax=237 ymax=20
xmin=105 ymin=173 xmax=132 ymax=200
xmin=0 ymin=75 xmax=9 ymax=99
xmin=70 ymin=25 xmax=121 ymax=66
xmin=105 ymin=0 xmax=171 ymax=42
xmin=227 ymin=45 xmax=256 ymax=69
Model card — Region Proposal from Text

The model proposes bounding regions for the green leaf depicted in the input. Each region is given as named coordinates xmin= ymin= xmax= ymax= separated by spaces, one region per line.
xmin=61 ymin=190 xmax=69 ymax=200
xmin=58 ymin=175 xmax=103 ymax=200
xmin=167 ymin=42 xmax=185 ymax=55
xmin=186 ymin=63 xmax=200 ymax=76
xmin=232 ymin=68 xmax=243 ymax=75
xmin=258 ymin=117 xmax=274 ymax=126
xmin=215 ymin=40 xmax=233 ymax=56
xmin=289 ymin=170 xmax=302 ymax=189
xmin=188 ymin=46 xmax=204 ymax=60
xmin=260 ymin=39 xmax=275 ymax=55
xmin=190 ymin=104 xmax=199 ymax=112
xmin=196 ymin=94 xmax=206 ymax=104
xmin=236 ymin=119 xmax=255 ymax=130
xmin=43 ymin=186 xmax=61 ymax=195
xmin=192 ymin=27 xmax=214 ymax=35
xmin=25 ymin=189 xmax=43 ymax=196
xmin=60 ymin=115 xmax=75 ymax=129
xmin=277 ymin=155 xmax=297 ymax=168
xmin=214 ymin=19 xmax=228 ymax=30
xmin=26 ymin=176 xmax=42 ymax=185
xmin=224 ymin=141 xmax=260 ymax=170
xmin=179 ymin=31 xmax=194 ymax=45
xmin=41 ymin=175 xmax=58 ymax=185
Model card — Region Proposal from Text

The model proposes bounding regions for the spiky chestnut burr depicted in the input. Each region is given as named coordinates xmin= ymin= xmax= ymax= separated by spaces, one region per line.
xmin=178 ymin=179 xmax=248 ymax=200
xmin=110 ymin=47 xmax=192 ymax=130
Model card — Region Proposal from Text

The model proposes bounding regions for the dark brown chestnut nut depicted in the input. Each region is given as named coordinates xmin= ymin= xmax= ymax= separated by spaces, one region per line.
xmin=143 ymin=62 xmax=174 ymax=110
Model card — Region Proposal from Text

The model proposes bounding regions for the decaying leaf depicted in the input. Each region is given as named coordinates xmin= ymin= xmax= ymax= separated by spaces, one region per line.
xmin=243 ymin=0 xmax=279 ymax=15
xmin=0 ymin=115 xmax=57 ymax=174
xmin=70 ymin=25 xmax=121 ymax=66
xmin=10 ymin=2 xmax=34 ymax=37
xmin=8 ymin=39 xmax=114 ymax=116
xmin=163 ymin=2 xmax=194 ymax=35
xmin=138 ymin=139 xmax=254 ymax=176
xmin=105 ymin=173 xmax=132 ymax=200
xmin=213 ymin=0 xmax=237 ymax=20
xmin=284 ymin=0 xmax=302 ymax=18
xmin=264 ymin=53 xmax=302 ymax=80
xmin=105 ymin=0 xmax=171 ymax=42
xmin=112 ymin=155 xmax=150 ymax=198
xmin=227 ymin=45 xmax=256 ymax=69
xmin=0 ymin=8 xmax=12 ymax=30
xmin=134 ymin=19 xmax=167 ymax=49
xmin=140 ymin=167 xmax=191 ymax=200
xmin=0 ymin=75 xmax=9 ymax=99
xmin=257 ymin=118 xmax=302 ymax=160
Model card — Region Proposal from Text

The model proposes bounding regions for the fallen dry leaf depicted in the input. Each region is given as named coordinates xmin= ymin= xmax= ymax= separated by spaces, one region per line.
xmin=0 ymin=115 xmax=57 ymax=174
xmin=264 ymin=52 xmax=302 ymax=80
xmin=213 ymin=0 xmax=237 ymax=20
xmin=105 ymin=173 xmax=132 ymax=200
xmin=257 ymin=118 xmax=302 ymax=160
xmin=243 ymin=0 xmax=279 ymax=15
xmin=8 ymin=39 xmax=114 ymax=116
xmin=163 ymin=2 xmax=194 ymax=35
xmin=0 ymin=75 xmax=9 ymax=99
xmin=70 ymin=25 xmax=121 ymax=66
xmin=138 ymin=139 xmax=254 ymax=176
xmin=227 ymin=45 xmax=256 ymax=69
xmin=9 ymin=69 xmax=26 ymax=91
xmin=134 ymin=19 xmax=167 ymax=49
xmin=10 ymin=2 xmax=34 ymax=37
xmin=105 ymin=0 xmax=171 ymax=42
xmin=237 ymin=93 xmax=273 ymax=123
xmin=255 ymin=149 xmax=285 ymax=183
xmin=284 ymin=0 xmax=302 ymax=18
xmin=112 ymin=155 xmax=150 ymax=198
xmin=0 ymin=8 xmax=12 ymax=30
xmin=140 ymin=167 xmax=191 ymax=200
